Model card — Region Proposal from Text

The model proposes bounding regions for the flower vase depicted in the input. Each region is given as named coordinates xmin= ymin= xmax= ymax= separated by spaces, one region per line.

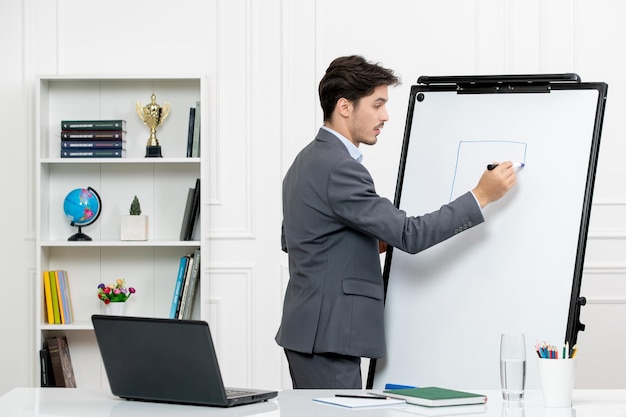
xmin=105 ymin=302 xmax=126 ymax=316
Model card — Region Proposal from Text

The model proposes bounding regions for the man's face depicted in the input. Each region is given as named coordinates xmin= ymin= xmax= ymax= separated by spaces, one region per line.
xmin=347 ymin=84 xmax=390 ymax=147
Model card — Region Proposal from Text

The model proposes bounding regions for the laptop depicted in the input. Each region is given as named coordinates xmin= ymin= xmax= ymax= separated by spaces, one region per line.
xmin=91 ymin=315 xmax=278 ymax=407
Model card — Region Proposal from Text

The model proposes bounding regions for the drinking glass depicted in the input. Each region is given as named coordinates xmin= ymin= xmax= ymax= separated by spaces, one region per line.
xmin=500 ymin=333 xmax=526 ymax=401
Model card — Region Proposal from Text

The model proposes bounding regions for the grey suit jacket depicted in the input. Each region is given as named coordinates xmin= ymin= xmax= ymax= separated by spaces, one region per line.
xmin=275 ymin=128 xmax=484 ymax=358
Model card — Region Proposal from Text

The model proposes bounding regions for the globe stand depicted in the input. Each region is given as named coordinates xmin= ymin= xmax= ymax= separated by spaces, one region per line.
xmin=68 ymin=224 xmax=92 ymax=241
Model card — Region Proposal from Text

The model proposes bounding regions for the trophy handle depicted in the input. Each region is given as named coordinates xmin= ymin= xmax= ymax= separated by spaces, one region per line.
xmin=136 ymin=101 xmax=146 ymax=123
xmin=161 ymin=102 xmax=171 ymax=122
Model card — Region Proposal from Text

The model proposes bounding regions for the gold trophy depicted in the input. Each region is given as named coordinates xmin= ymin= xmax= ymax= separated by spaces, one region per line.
xmin=136 ymin=93 xmax=170 ymax=157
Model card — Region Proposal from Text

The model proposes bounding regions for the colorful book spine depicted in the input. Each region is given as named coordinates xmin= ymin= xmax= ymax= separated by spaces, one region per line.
xmin=61 ymin=139 xmax=125 ymax=149
xmin=181 ymin=248 xmax=201 ymax=320
xmin=58 ymin=270 xmax=72 ymax=324
xmin=48 ymin=271 xmax=61 ymax=324
xmin=60 ymin=149 xmax=125 ymax=158
xmin=61 ymin=120 xmax=126 ymax=131
xmin=43 ymin=271 xmax=54 ymax=324
xmin=61 ymin=130 xmax=126 ymax=140
xmin=62 ymin=270 xmax=74 ymax=324
xmin=177 ymin=254 xmax=195 ymax=319
xmin=54 ymin=271 xmax=66 ymax=324
xmin=169 ymin=256 xmax=189 ymax=319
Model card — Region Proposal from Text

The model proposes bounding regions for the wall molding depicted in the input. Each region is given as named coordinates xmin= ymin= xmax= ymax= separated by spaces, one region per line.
xmin=587 ymin=228 xmax=626 ymax=239
xmin=206 ymin=265 xmax=253 ymax=385
xmin=584 ymin=264 xmax=626 ymax=274
xmin=584 ymin=297 xmax=626 ymax=305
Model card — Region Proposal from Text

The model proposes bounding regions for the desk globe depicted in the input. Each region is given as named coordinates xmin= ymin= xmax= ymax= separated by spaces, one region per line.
xmin=63 ymin=187 xmax=102 ymax=241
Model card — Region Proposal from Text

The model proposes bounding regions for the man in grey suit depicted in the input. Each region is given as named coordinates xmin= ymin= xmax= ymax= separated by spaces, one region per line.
xmin=276 ymin=55 xmax=517 ymax=389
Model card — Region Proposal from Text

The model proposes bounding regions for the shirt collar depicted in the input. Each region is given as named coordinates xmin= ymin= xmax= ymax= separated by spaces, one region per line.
xmin=321 ymin=125 xmax=363 ymax=163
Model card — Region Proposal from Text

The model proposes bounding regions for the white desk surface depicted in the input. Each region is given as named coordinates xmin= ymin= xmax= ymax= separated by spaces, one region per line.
xmin=1 ymin=387 xmax=625 ymax=417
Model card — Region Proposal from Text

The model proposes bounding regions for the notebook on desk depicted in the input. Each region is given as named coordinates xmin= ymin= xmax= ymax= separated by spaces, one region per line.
xmin=91 ymin=315 xmax=278 ymax=407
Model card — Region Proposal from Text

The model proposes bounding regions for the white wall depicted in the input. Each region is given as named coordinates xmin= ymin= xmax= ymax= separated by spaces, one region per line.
xmin=1 ymin=0 xmax=625 ymax=395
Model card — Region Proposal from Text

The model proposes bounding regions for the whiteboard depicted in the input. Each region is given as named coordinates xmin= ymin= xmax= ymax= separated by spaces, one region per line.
xmin=371 ymin=78 xmax=607 ymax=390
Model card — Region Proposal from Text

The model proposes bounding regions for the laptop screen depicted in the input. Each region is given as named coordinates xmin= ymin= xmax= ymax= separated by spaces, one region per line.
xmin=92 ymin=315 xmax=230 ymax=406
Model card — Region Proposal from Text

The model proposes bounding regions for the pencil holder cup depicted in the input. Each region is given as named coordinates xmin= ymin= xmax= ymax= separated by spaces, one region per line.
xmin=537 ymin=358 xmax=577 ymax=407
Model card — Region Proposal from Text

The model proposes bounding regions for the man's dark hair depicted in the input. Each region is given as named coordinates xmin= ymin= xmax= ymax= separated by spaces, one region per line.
xmin=318 ymin=55 xmax=400 ymax=121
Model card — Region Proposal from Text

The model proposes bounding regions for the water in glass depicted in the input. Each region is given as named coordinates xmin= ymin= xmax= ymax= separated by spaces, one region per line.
xmin=500 ymin=358 xmax=526 ymax=401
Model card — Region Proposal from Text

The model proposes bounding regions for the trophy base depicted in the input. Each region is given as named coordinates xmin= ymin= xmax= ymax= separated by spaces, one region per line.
xmin=145 ymin=145 xmax=162 ymax=158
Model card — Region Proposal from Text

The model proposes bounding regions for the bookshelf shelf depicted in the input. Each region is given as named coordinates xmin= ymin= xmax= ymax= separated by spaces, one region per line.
xmin=40 ymin=322 xmax=94 ymax=331
xmin=40 ymin=240 xmax=201 ymax=247
xmin=35 ymin=75 xmax=207 ymax=389
xmin=41 ymin=157 xmax=201 ymax=164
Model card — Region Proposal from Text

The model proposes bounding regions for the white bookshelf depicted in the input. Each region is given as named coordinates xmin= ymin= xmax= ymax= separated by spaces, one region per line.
xmin=35 ymin=75 xmax=207 ymax=388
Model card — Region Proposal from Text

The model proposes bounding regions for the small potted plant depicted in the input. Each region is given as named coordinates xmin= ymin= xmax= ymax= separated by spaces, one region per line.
xmin=120 ymin=195 xmax=148 ymax=240
xmin=97 ymin=278 xmax=136 ymax=315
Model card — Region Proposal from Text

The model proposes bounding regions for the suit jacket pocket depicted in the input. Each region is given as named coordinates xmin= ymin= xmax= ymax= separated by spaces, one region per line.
xmin=342 ymin=278 xmax=383 ymax=300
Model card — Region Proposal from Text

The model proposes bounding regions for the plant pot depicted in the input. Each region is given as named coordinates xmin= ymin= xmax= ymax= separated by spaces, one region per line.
xmin=105 ymin=302 xmax=126 ymax=316
xmin=120 ymin=215 xmax=148 ymax=241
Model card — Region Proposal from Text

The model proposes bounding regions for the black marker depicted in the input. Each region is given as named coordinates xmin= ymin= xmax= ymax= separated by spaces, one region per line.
xmin=487 ymin=162 xmax=525 ymax=171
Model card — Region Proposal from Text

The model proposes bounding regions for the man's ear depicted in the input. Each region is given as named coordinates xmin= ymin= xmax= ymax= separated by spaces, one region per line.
xmin=336 ymin=97 xmax=352 ymax=118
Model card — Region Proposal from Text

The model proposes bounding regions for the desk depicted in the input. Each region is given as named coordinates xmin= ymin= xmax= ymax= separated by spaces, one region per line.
xmin=1 ymin=388 xmax=625 ymax=416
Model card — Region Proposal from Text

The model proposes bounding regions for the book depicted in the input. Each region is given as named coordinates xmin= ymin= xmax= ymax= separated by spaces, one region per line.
xmin=47 ymin=336 xmax=67 ymax=387
xmin=383 ymin=387 xmax=487 ymax=407
xmin=169 ymin=255 xmax=190 ymax=319
xmin=48 ymin=271 xmax=61 ymax=324
xmin=61 ymin=149 xmax=125 ymax=158
xmin=57 ymin=335 xmax=77 ymax=387
xmin=61 ymin=119 xmax=126 ymax=131
xmin=61 ymin=130 xmax=126 ymax=140
xmin=175 ymin=255 xmax=193 ymax=318
xmin=39 ymin=342 xmax=56 ymax=387
xmin=186 ymin=107 xmax=195 ymax=157
xmin=54 ymin=270 xmax=66 ymax=324
xmin=43 ymin=271 xmax=54 ymax=324
xmin=58 ymin=270 xmax=73 ymax=324
xmin=192 ymin=101 xmax=201 ymax=157
xmin=179 ymin=178 xmax=200 ymax=241
xmin=179 ymin=187 xmax=195 ymax=241
xmin=187 ymin=178 xmax=201 ymax=240
xmin=61 ymin=139 xmax=125 ymax=149
xmin=181 ymin=248 xmax=201 ymax=320
xmin=313 ymin=396 xmax=406 ymax=408
xmin=177 ymin=253 xmax=195 ymax=319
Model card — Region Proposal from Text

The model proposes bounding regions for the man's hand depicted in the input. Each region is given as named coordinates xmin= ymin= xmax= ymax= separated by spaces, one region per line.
xmin=472 ymin=161 xmax=517 ymax=208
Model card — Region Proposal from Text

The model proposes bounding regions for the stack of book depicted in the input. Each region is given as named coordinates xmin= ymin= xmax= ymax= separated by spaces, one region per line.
xmin=169 ymin=248 xmax=201 ymax=320
xmin=60 ymin=119 xmax=126 ymax=158
xmin=40 ymin=335 xmax=77 ymax=387
xmin=43 ymin=270 xmax=74 ymax=325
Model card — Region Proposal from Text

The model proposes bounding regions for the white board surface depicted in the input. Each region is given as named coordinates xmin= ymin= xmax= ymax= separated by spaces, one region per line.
xmin=373 ymin=85 xmax=604 ymax=390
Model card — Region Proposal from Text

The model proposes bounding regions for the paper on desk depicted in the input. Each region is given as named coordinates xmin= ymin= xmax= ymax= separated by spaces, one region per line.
xmin=313 ymin=396 xmax=406 ymax=408
xmin=394 ymin=403 xmax=488 ymax=416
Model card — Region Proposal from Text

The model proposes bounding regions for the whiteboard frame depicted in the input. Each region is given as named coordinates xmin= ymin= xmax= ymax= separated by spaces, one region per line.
xmin=367 ymin=74 xmax=608 ymax=389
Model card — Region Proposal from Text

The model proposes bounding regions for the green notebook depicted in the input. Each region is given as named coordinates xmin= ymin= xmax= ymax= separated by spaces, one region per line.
xmin=383 ymin=386 xmax=487 ymax=407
